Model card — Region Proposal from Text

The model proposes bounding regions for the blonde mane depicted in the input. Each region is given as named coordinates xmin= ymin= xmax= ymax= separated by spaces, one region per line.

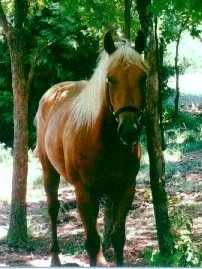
xmin=70 ymin=42 xmax=148 ymax=130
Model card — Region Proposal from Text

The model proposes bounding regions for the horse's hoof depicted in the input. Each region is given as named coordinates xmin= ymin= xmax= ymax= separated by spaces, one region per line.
xmin=51 ymin=254 xmax=61 ymax=266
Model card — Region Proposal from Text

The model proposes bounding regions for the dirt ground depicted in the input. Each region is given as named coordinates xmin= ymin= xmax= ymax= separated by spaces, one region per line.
xmin=0 ymin=148 xmax=201 ymax=267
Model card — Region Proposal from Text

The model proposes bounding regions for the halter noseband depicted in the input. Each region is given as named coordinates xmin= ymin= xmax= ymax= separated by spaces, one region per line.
xmin=106 ymin=82 xmax=143 ymax=122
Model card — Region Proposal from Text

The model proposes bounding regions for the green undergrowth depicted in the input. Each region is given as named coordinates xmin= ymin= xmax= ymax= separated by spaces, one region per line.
xmin=143 ymin=107 xmax=202 ymax=266
xmin=164 ymin=107 xmax=202 ymax=154
xmin=144 ymin=209 xmax=202 ymax=267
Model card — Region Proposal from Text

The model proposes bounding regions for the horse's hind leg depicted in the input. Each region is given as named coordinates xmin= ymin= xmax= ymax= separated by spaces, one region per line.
xmin=75 ymin=184 xmax=107 ymax=266
xmin=43 ymin=164 xmax=61 ymax=266
xmin=111 ymin=185 xmax=135 ymax=266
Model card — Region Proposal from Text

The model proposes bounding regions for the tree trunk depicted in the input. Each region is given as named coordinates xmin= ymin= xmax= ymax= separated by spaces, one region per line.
xmin=124 ymin=0 xmax=132 ymax=40
xmin=158 ymin=39 xmax=166 ymax=150
xmin=155 ymin=18 xmax=165 ymax=150
xmin=174 ymin=37 xmax=180 ymax=118
xmin=136 ymin=0 xmax=174 ymax=259
xmin=7 ymin=32 xmax=28 ymax=243
xmin=146 ymin=30 xmax=173 ymax=257
xmin=0 ymin=1 xmax=87 ymax=243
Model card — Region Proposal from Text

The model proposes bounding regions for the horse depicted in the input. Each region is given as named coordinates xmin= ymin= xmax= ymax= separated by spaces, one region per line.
xmin=35 ymin=30 xmax=148 ymax=266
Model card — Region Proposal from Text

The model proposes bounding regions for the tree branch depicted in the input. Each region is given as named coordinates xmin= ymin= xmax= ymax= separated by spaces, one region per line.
xmin=26 ymin=24 xmax=87 ymax=93
xmin=0 ymin=1 xmax=12 ymax=36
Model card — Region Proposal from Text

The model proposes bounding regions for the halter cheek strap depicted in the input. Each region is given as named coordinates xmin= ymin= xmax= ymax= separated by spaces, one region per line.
xmin=106 ymin=83 xmax=143 ymax=121
xmin=106 ymin=83 xmax=115 ymax=116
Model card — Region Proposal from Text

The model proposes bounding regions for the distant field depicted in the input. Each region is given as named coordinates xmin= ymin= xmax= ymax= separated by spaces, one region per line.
xmin=168 ymin=73 xmax=202 ymax=96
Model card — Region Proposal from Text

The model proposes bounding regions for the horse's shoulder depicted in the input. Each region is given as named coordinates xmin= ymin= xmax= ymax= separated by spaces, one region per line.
xmin=39 ymin=81 xmax=87 ymax=119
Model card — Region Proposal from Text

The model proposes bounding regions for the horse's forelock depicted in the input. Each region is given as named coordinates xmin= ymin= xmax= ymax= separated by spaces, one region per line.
xmin=107 ymin=43 xmax=148 ymax=73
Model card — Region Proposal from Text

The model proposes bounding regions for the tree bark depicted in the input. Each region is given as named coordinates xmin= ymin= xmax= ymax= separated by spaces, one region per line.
xmin=7 ymin=31 xmax=28 ymax=243
xmin=136 ymin=0 xmax=174 ymax=259
xmin=146 ymin=30 xmax=173 ymax=257
xmin=0 ymin=0 xmax=29 ymax=243
xmin=154 ymin=18 xmax=165 ymax=150
xmin=124 ymin=0 xmax=132 ymax=40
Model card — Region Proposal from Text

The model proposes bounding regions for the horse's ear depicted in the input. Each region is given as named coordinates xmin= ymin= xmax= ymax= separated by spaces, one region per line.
xmin=104 ymin=31 xmax=116 ymax=55
xmin=135 ymin=30 xmax=145 ymax=54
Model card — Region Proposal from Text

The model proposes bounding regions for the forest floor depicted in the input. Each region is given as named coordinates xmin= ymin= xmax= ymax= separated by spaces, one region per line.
xmin=0 ymin=149 xmax=201 ymax=267
xmin=0 ymin=99 xmax=201 ymax=267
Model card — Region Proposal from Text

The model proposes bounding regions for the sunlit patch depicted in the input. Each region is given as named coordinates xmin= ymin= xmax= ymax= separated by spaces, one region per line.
xmin=0 ymin=164 xmax=12 ymax=201
xmin=28 ymin=254 xmax=88 ymax=267
xmin=0 ymin=226 xmax=8 ymax=240
xmin=176 ymin=133 xmax=188 ymax=144
xmin=164 ymin=149 xmax=182 ymax=163
xmin=28 ymin=257 xmax=51 ymax=267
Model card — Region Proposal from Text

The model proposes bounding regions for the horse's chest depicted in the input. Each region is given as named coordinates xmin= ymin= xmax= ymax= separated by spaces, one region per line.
xmin=66 ymin=126 xmax=140 ymax=189
xmin=75 ymin=143 xmax=140 ymax=189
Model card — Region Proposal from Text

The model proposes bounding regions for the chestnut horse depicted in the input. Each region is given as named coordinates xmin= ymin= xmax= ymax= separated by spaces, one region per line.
xmin=35 ymin=31 xmax=147 ymax=266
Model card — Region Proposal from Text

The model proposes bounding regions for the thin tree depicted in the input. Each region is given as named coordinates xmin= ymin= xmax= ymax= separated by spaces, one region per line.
xmin=136 ymin=0 xmax=174 ymax=259
xmin=0 ymin=0 xmax=30 ymax=242
xmin=124 ymin=0 xmax=132 ymax=40
xmin=174 ymin=17 xmax=189 ymax=118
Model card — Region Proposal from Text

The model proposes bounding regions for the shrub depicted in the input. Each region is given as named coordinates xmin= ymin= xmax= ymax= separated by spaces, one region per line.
xmin=144 ymin=209 xmax=202 ymax=266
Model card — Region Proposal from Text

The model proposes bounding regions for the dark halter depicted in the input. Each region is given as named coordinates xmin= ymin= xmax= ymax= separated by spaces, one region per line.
xmin=106 ymin=82 xmax=143 ymax=121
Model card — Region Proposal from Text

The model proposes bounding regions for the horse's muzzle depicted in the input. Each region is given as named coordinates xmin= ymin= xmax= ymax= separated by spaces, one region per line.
xmin=117 ymin=114 xmax=141 ymax=146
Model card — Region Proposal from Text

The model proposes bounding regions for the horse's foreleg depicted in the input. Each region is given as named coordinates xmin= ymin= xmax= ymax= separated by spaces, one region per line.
xmin=111 ymin=185 xmax=135 ymax=266
xmin=43 ymin=167 xmax=60 ymax=266
xmin=75 ymin=185 xmax=107 ymax=266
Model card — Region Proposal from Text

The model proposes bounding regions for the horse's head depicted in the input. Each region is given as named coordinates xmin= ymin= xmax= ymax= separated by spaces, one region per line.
xmin=104 ymin=31 xmax=147 ymax=146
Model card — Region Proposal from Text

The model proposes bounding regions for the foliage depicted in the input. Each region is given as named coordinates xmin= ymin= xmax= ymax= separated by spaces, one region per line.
xmin=0 ymin=0 xmax=200 ymax=148
xmin=59 ymin=0 xmax=140 ymax=40
xmin=149 ymin=0 xmax=202 ymax=42
xmin=148 ymin=0 xmax=201 ymax=115
xmin=0 ymin=1 xmax=100 ymax=147
xmin=144 ymin=209 xmax=202 ymax=266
